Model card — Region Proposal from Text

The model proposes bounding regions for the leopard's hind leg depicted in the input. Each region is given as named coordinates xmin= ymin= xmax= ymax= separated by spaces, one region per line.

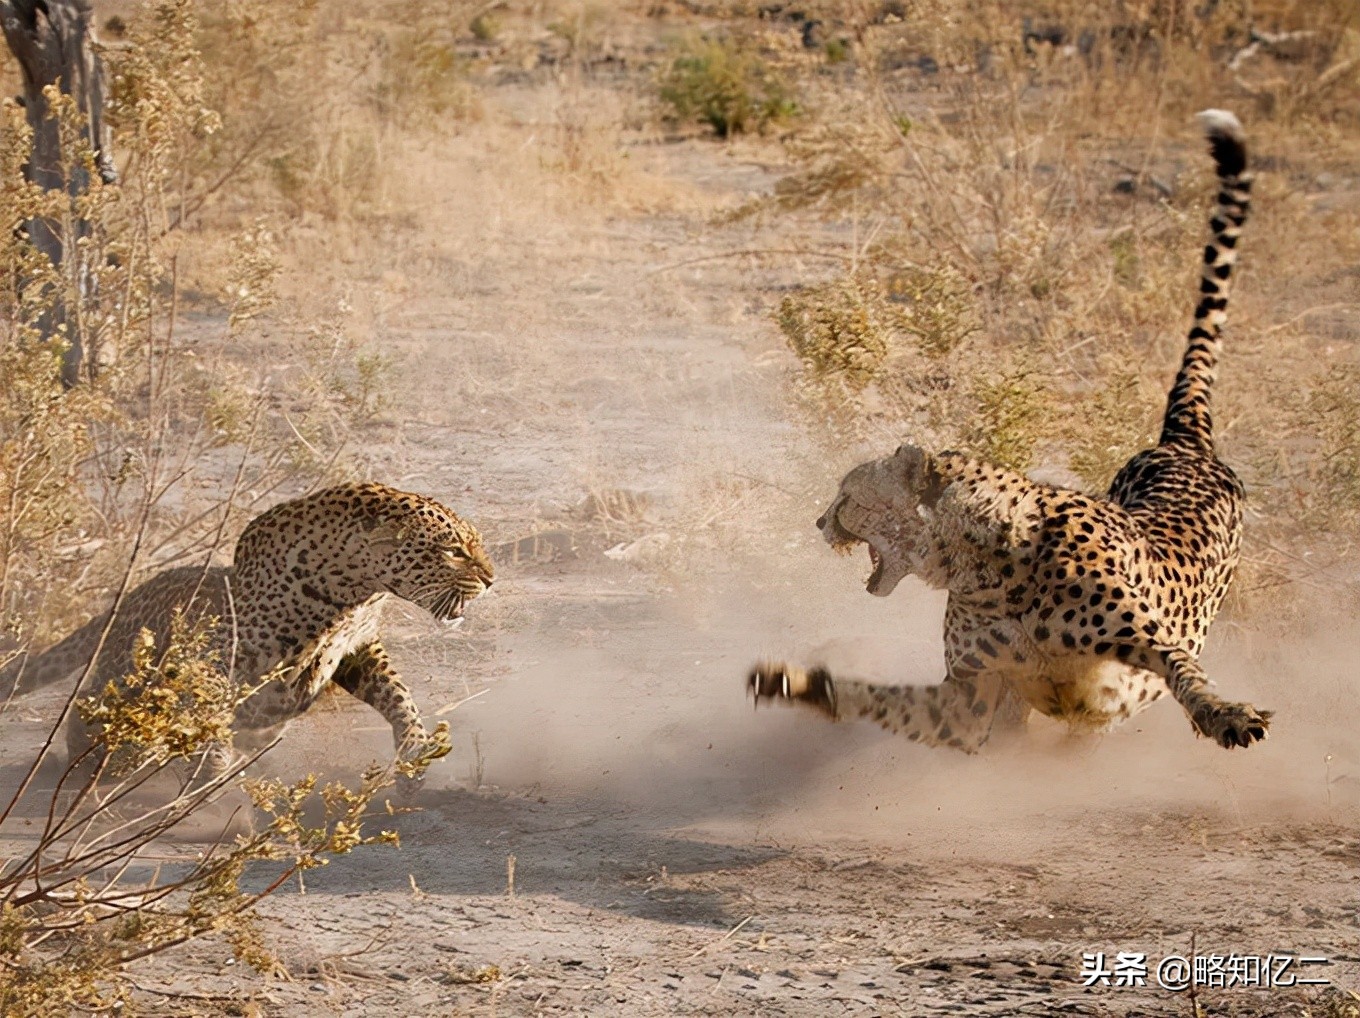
xmin=1120 ymin=642 xmax=1270 ymax=749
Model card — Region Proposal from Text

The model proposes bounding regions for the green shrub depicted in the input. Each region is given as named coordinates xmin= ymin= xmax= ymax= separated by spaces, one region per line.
xmin=964 ymin=363 xmax=1055 ymax=474
xmin=886 ymin=263 xmax=979 ymax=359
xmin=657 ymin=35 xmax=798 ymax=138
xmin=776 ymin=274 xmax=895 ymax=390
xmin=469 ymin=13 xmax=498 ymax=41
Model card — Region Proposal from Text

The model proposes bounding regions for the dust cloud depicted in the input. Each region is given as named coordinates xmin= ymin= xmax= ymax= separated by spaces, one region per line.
xmin=409 ymin=507 xmax=1359 ymax=861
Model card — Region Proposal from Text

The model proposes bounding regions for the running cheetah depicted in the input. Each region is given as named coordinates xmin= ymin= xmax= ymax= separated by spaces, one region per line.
xmin=750 ymin=111 xmax=1270 ymax=752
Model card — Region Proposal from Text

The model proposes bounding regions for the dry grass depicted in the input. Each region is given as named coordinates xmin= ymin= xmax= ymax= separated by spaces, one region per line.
xmin=0 ymin=2 xmax=477 ymax=1009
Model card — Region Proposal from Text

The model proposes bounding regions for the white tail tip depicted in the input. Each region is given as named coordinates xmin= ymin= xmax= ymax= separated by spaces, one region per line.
xmin=1196 ymin=108 xmax=1244 ymax=141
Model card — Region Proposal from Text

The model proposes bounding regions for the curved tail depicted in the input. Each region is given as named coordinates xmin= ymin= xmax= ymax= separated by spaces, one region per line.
xmin=0 ymin=614 xmax=108 ymax=702
xmin=1158 ymin=109 xmax=1252 ymax=455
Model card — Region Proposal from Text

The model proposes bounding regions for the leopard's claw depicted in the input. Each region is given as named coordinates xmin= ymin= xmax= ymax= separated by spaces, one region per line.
xmin=1195 ymin=701 xmax=1272 ymax=749
xmin=747 ymin=662 xmax=837 ymax=718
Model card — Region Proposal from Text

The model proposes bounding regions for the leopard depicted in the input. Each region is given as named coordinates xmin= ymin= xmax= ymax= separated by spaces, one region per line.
xmin=749 ymin=110 xmax=1272 ymax=754
xmin=0 ymin=483 xmax=494 ymax=781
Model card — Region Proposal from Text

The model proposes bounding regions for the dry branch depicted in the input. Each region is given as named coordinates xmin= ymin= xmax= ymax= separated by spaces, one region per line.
xmin=1 ymin=0 xmax=117 ymax=385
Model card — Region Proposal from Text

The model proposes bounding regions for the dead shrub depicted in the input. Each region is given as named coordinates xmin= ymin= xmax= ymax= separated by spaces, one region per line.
xmin=0 ymin=1 xmax=433 ymax=1007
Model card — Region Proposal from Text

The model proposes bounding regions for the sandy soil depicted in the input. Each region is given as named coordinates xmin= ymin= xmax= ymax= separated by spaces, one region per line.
xmin=3 ymin=71 xmax=1358 ymax=1017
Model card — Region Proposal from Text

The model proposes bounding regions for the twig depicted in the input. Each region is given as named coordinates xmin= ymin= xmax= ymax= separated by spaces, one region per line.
xmin=1261 ymin=302 xmax=1360 ymax=336
xmin=125 ymin=980 xmax=277 ymax=1003
xmin=318 ymin=912 xmax=397 ymax=962
xmin=686 ymin=915 xmax=753 ymax=959
xmin=281 ymin=410 xmax=323 ymax=461
xmin=434 ymin=688 xmax=488 ymax=717
xmin=729 ymin=471 xmax=798 ymax=497
xmin=1187 ymin=931 xmax=1203 ymax=1018
xmin=647 ymin=248 xmax=856 ymax=277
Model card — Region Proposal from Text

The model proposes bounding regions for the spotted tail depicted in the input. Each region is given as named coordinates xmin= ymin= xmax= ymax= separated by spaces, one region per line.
xmin=1158 ymin=110 xmax=1252 ymax=455
xmin=0 ymin=614 xmax=107 ymax=701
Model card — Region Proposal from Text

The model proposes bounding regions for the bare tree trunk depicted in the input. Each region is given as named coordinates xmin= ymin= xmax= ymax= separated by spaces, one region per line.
xmin=0 ymin=0 xmax=116 ymax=387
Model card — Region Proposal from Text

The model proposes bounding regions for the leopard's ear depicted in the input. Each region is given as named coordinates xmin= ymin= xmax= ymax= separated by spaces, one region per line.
xmin=893 ymin=444 xmax=946 ymax=508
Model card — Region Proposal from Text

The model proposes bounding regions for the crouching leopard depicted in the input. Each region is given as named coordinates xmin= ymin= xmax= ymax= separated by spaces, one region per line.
xmin=1 ymin=483 xmax=494 ymax=780
xmin=750 ymin=111 xmax=1271 ymax=753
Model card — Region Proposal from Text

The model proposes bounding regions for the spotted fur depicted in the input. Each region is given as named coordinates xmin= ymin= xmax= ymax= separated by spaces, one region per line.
xmin=750 ymin=111 xmax=1270 ymax=752
xmin=1 ymin=483 xmax=494 ymax=776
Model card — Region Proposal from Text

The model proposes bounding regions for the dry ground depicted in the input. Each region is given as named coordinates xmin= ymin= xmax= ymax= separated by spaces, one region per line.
xmin=4 ymin=25 xmax=1360 ymax=1018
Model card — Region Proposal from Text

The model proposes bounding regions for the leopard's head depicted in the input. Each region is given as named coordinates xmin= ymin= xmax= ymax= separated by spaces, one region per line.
xmin=238 ymin=484 xmax=495 ymax=624
xmin=357 ymin=489 xmax=495 ymax=624
xmin=817 ymin=444 xmax=947 ymax=596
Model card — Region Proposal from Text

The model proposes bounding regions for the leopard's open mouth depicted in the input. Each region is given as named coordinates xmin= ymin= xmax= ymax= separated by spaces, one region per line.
xmin=820 ymin=503 xmax=889 ymax=592
xmin=821 ymin=510 xmax=885 ymax=592
xmin=866 ymin=542 xmax=885 ymax=593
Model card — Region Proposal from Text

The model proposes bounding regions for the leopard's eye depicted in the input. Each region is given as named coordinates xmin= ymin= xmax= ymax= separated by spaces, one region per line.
xmin=443 ymin=547 xmax=468 ymax=562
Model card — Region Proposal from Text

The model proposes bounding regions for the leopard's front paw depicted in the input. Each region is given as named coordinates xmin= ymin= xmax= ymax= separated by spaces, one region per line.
xmin=747 ymin=662 xmax=837 ymax=718
xmin=397 ymin=722 xmax=453 ymax=768
xmin=391 ymin=723 xmax=453 ymax=800
xmin=1194 ymin=700 xmax=1272 ymax=749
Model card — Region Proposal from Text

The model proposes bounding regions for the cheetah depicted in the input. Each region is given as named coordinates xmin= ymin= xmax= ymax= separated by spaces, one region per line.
xmin=1 ymin=483 xmax=494 ymax=778
xmin=749 ymin=110 xmax=1271 ymax=753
